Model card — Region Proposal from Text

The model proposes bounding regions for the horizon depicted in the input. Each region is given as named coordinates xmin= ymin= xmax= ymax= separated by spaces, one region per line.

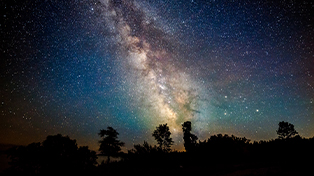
xmin=0 ymin=125 xmax=311 ymax=153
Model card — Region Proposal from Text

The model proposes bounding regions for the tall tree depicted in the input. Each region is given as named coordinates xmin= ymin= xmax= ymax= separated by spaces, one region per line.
xmin=152 ymin=123 xmax=174 ymax=152
xmin=276 ymin=121 xmax=298 ymax=139
xmin=182 ymin=121 xmax=198 ymax=152
xmin=98 ymin=127 xmax=125 ymax=163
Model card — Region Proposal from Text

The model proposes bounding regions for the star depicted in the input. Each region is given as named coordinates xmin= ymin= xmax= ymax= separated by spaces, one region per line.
xmin=0 ymin=0 xmax=313 ymax=151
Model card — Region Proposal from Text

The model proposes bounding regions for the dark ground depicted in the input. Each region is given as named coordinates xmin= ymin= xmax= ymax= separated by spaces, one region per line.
xmin=0 ymin=144 xmax=17 ymax=173
xmin=1 ymin=134 xmax=313 ymax=176
xmin=1 ymin=152 xmax=311 ymax=176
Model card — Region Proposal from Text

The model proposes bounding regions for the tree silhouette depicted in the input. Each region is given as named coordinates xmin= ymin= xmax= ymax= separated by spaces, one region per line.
xmin=276 ymin=121 xmax=298 ymax=139
xmin=41 ymin=134 xmax=97 ymax=174
xmin=98 ymin=127 xmax=125 ymax=163
xmin=182 ymin=121 xmax=198 ymax=152
xmin=6 ymin=134 xmax=97 ymax=175
xmin=131 ymin=141 xmax=158 ymax=155
xmin=152 ymin=123 xmax=174 ymax=152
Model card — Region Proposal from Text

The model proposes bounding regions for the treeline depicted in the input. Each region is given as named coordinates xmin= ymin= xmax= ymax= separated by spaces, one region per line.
xmin=3 ymin=121 xmax=314 ymax=175
xmin=122 ymin=121 xmax=314 ymax=175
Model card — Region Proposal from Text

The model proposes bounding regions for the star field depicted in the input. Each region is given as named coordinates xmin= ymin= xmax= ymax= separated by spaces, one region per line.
xmin=1 ymin=0 xmax=313 ymax=151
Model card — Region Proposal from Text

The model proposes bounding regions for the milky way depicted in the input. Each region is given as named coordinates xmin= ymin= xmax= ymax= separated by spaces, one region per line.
xmin=1 ymin=0 xmax=313 ymax=151
xmin=95 ymin=0 xmax=212 ymax=142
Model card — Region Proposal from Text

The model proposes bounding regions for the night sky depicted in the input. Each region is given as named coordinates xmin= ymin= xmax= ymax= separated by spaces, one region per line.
xmin=1 ymin=0 xmax=313 ymax=151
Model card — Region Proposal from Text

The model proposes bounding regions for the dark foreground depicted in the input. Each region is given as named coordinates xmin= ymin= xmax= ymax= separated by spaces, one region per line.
xmin=1 ymin=157 xmax=311 ymax=176
xmin=95 ymin=151 xmax=312 ymax=176
xmin=95 ymin=160 xmax=311 ymax=176
xmin=1 ymin=134 xmax=313 ymax=176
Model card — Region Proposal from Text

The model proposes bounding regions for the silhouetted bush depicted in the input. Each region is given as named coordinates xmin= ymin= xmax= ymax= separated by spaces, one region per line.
xmin=6 ymin=134 xmax=97 ymax=175
xmin=6 ymin=142 xmax=43 ymax=175
xmin=129 ymin=141 xmax=159 ymax=155
xmin=193 ymin=134 xmax=251 ymax=164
